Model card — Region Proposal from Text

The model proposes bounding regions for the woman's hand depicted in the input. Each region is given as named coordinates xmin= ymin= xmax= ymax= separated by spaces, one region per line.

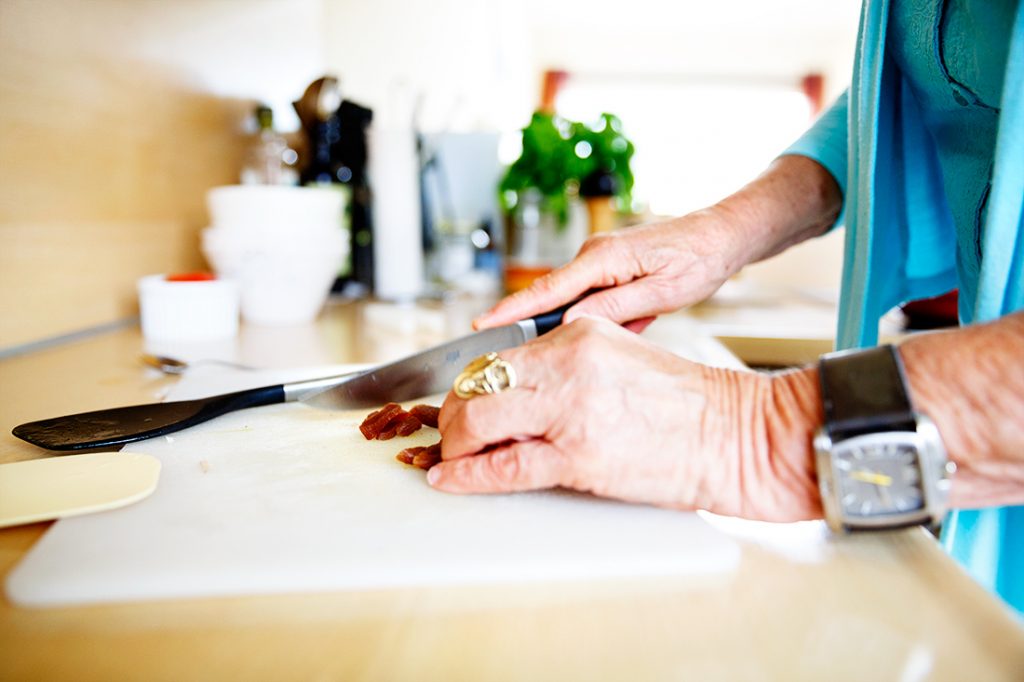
xmin=430 ymin=317 xmax=823 ymax=522
xmin=474 ymin=156 xmax=842 ymax=334
xmin=475 ymin=209 xmax=744 ymax=335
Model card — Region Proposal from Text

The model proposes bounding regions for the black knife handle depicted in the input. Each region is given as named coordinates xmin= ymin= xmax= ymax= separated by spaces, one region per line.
xmin=198 ymin=384 xmax=287 ymax=422
xmin=12 ymin=384 xmax=287 ymax=452
xmin=528 ymin=290 xmax=600 ymax=336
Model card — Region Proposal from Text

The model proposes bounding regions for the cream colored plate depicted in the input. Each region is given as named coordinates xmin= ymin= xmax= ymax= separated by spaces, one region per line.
xmin=0 ymin=452 xmax=161 ymax=528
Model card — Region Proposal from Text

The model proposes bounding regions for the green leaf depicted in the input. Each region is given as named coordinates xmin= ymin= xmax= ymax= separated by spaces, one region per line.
xmin=498 ymin=110 xmax=637 ymax=228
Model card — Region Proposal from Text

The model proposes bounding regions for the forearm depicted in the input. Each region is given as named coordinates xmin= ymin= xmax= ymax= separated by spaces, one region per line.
xmin=711 ymin=154 xmax=843 ymax=269
xmin=899 ymin=312 xmax=1024 ymax=507
xmin=769 ymin=312 xmax=1024 ymax=516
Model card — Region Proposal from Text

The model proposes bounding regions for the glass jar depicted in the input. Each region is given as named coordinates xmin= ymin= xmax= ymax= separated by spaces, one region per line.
xmin=504 ymin=189 xmax=587 ymax=293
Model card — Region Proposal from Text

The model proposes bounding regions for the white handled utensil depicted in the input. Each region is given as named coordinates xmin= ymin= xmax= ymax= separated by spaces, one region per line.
xmin=0 ymin=452 xmax=161 ymax=528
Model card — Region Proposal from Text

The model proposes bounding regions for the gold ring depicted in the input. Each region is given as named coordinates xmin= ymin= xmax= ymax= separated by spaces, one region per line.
xmin=453 ymin=352 xmax=517 ymax=399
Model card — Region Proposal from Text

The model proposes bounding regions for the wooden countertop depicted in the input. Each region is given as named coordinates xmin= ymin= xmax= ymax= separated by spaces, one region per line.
xmin=1 ymin=297 xmax=1022 ymax=681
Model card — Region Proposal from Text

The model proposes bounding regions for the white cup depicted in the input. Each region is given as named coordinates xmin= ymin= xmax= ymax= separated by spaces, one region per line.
xmin=137 ymin=275 xmax=239 ymax=342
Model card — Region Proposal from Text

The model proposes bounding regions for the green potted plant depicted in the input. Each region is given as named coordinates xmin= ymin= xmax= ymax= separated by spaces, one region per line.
xmin=497 ymin=111 xmax=634 ymax=290
xmin=499 ymin=111 xmax=635 ymax=227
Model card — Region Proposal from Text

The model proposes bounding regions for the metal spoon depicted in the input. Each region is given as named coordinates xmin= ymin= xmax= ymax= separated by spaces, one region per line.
xmin=140 ymin=354 xmax=258 ymax=375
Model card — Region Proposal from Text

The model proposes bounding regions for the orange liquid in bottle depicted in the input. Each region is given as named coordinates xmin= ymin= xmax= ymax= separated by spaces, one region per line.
xmin=503 ymin=263 xmax=553 ymax=294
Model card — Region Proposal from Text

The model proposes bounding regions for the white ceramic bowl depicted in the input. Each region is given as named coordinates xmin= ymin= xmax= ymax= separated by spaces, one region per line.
xmin=207 ymin=185 xmax=346 ymax=232
xmin=201 ymin=232 xmax=347 ymax=326
xmin=201 ymin=186 xmax=350 ymax=326
xmin=200 ymin=224 xmax=348 ymax=256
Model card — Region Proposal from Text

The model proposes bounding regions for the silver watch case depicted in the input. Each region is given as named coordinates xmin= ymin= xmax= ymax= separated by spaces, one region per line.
xmin=814 ymin=414 xmax=954 ymax=532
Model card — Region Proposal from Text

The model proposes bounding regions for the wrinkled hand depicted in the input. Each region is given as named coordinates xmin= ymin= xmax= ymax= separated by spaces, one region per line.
xmin=475 ymin=155 xmax=843 ymax=334
xmin=474 ymin=209 xmax=747 ymax=334
xmin=430 ymin=317 xmax=823 ymax=522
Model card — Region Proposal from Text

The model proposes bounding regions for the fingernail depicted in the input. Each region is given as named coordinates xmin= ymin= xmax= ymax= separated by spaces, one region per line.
xmin=427 ymin=467 xmax=441 ymax=486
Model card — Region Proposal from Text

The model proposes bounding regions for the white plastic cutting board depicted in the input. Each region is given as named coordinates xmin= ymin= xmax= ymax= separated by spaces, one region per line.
xmin=7 ymin=360 xmax=739 ymax=608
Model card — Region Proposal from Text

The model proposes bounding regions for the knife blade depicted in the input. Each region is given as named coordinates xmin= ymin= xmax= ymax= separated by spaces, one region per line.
xmin=12 ymin=298 xmax=578 ymax=451
xmin=291 ymin=319 xmax=537 ymax=410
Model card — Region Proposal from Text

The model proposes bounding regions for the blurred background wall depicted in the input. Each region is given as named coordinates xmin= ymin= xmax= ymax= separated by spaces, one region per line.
xmin=0 ymin=0 xmax=860 ymax=351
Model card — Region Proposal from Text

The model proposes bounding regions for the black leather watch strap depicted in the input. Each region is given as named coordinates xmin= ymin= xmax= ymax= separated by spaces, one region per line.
xmin=818 ymin=345 xmax=917 ymax=441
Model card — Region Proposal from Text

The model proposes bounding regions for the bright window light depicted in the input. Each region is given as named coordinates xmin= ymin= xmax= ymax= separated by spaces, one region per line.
xmin=557 ymin=78 xmax=813 ymax=217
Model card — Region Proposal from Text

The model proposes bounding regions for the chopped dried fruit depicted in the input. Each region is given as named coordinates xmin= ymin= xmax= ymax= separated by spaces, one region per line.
xmin=395 ymin=413 xmax=422 ymax=437
xmin=359 ymin=402 xmax=404 ymax=440
xmin=396 ymin=446 xmax=425 ymax=465
xmin=409 ymin=404 xmax=440 ymax=428
xmin=412 ymin=442 xmax=442 ymax=470
xmin=373 ymin=413 xmax=421 ymax=440
xmin=361 ymin=405 xmax=442 ymax=472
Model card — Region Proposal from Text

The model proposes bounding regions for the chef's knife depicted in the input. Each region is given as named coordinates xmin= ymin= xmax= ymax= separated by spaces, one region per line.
xmin=12 ymin=299 xmax=580 ymax=451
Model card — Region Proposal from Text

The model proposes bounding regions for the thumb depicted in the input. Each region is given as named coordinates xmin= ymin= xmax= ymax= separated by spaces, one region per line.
xmin=427 ymin=440 xmax=566 ymax=494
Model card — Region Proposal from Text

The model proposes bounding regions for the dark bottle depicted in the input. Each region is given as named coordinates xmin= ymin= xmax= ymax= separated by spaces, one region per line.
xmin=333 ymin=100 xmax=375 ymax=293
xmin=295 ymin=78 xmax=374 ymax=294
xmin=300 ymin=115 xmax=356 ymax=287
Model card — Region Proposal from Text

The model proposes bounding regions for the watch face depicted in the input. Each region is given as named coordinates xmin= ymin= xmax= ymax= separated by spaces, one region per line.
xmin=834 ymin=437 xmax=924 ymax=517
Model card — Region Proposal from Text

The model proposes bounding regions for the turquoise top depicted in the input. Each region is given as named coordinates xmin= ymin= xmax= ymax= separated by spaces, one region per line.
xmin=888 ymin=0 xmax=1014 ymax=322
xmin=783 ymin=0 xmax=1024 ymax=615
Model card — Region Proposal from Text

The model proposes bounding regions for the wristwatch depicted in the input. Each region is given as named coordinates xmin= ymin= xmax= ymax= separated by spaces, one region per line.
xmin=814 ymin=345 xmax=954 ymax=532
